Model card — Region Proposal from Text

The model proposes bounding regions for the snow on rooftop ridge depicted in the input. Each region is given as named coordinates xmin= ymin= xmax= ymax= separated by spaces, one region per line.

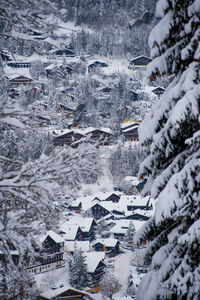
xmin=39 ymin=285 xmax=88 ymax=299
xmin=92 ymin=238 xmax=119 ymax=248
xmin=43 ymin=230 xmax=64 ymax=243
xmin=85 ymin=251 xmax=105 ymax=273
xmin=64 ymin=241 xmax=90 ymax=253
xmin=60 ymin=224 xmax=79 ymax=241
xmin=130 ymin=55 xmax=152 ymax=62
xmin=120 ymin=120 xmax=141 ymax=129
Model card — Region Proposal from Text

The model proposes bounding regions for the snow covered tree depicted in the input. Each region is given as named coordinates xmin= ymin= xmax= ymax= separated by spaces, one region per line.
xmin=124 ymin=221 xmax=136 ymax=244
xmin=135 ymin=1 xmax=200 ymax=300
xmin=127 ymin=272 xmax=136 ymax=296
xmin=69 ymin=248 xmax=91 ymax=290
xmin=100 ymin=271 xmax=121 ymax=300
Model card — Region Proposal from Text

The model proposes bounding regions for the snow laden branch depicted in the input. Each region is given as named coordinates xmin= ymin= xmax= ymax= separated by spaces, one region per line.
xmin=135 ymin=1 xmax=200 ymax=299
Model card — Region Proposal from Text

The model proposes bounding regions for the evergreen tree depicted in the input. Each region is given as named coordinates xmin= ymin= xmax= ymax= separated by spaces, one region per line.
xmin=135 ymin=1 xmax=200 ymax=300
xmin=69 ymin=248 xmax=91 ymax=290
xmin=124 ymin=221 xmax=136 ymax=244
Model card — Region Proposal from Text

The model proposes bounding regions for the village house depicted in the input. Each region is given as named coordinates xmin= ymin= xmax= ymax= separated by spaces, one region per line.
xmin=26 ymin=230 xmax=65 ymax=275
xmin=38 ymin=286 xmax=89 ymax=300
xmin=7 ymin=61 xmax=31 ymax=68
xmin=103 ymin=193 xmax=121 ymax=203
xmin=85 ymin=128 xmax=114 ymax=146
xmin=85 ymin=252 xmax=106 ymax=288
xmin=151 ymin=86 xmax=165 ymax=97
xmin=68 ymin=200 xmax=82 ymax=213
xmin=0 ymin=49 xmax=11 ymax=61
xmin=125 ymin=212 xmax=150 ymax=221
xmin=120 ymin=120 xmax=141 ymax=141
xmin=128 ymin=90 xmax=139 ymax=101
xmin=91 ymin=238 xmax=120 ymax=256
xmin=64 ymin=241 xmax=90 ymax=255
xmin=45 ymin=63 xmax=73 ymax=77
xmin=88 ymin=61 xmax=108 ymax=72
xmin=79 ymin=218 xmax=98 ymax=241
xmin=51 ymin=48 xmax=76 ymax=57
xmin=125 ymin=196 xmax=153 ymax=211
xmin=9 ymin=75 xmax=33 ymax=87
xmin=129 ymin=55 xmax=152 ymax=69
xmin=0 ymin=247 xmax=19 ymax=265
xmin=53 ymin=130 xmax=84 ymax=147
xmin=90 ymin=203 xmax=110 ymax=220
xmin=59 ymin=224 xmax=82 ymax=241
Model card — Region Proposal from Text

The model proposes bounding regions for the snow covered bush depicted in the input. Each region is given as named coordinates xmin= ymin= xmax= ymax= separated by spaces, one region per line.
xmin=135 ymin=0 xmax=200 ymax=299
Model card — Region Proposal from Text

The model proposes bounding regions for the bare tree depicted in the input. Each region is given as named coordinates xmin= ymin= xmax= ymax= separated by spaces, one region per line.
xmin=100 ymin=272 xmax=121 ymax=300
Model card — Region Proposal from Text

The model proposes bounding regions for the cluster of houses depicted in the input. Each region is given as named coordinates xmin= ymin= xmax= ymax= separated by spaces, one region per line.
xmin=52 ymin=120 xmax=141 ymax=147
xmin=0 ymin=190 xmax=153 ymax=299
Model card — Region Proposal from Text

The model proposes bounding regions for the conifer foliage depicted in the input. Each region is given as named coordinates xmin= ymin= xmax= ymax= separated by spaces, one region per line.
xmin=69 ymin=248 xmax=91 ymax=290
xmin=135 ymin=1 xmax=200 ymax=299
xmin=124 ymin=221 xmax=136 ymax=244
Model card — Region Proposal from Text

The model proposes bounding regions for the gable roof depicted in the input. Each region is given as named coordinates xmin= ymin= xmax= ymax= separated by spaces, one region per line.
xmin=39 ymin=286 xmax=88 ymax=300
xmin=91 ymin=238 xmax=119 ymax=248
xmin=65 ymin=241 xmax=90 ymax=253
xmin=59 ymin=224 xmax=80 ymax=241
xmin=130 ymin=55 xmax=152 ymax=65
xmin=85 ymin=251 xmax=105 ymax=273
xmin=42 ymin=230 xmax=64 ymax=244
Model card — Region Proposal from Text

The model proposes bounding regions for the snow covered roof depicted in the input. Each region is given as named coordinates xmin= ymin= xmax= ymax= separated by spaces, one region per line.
xmin=130 ymin=55 xmax=152 ymax=63
xmin=80 ymin=218 xmax=96 ymax=232
xmin=109 ymin=219 xmax=146 ymax=234
xmin=85 ymin=251 xmax=105 ymax=273
xmin=42 ymin=230 xmax=65 ymax=244
xmin=59 ymin=224 xmax=80 ymax=241
xmin=122 ymin=124 xmax=139 ymax=133
xmin=120 ymin=120 xmax=141 ymax=129
xmin=91 ymin=238 xmax=119 ymax=248
xmin=124 ymin=176 xmax=140 ymax=186
xmin=61 ymin=216 xmax=96 ymax=232
xmin=39 ymin=286 xmax=88 ymax=299
xmin=120 ymin=195 xmax=151 ymax=207
xmin=64 ymin=241 xmax=90 ymax=253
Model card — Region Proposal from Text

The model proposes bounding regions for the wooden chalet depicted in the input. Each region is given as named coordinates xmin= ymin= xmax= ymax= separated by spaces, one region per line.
xmin=52 ymin=48 xmax=76 ymax=57
xmin=128 ymin=90 xmax=139 ymax=101
xmin=9 ymin=76 xmax=33 ymax=86
xmin=91 ymin=203 xmax=110 ymax=220
xmin=0 ymin=49 xmax=11 ymax=61
xmin=85 ymin=128 xmax=113 ymax=145
xmin=91 ymin=238 xmax=120 ymax=255
xmin=79 ymin=218 xmax=97 ymax=241
xmin=68 ymin=200 xmax=82 ymax=213
xmin=27 ymin=231 xmax=65 ymax=274
xmin=85 ymin=252 xmax=106 ymax=287
xmin=127 ymin=197 xmax=152 ymax=211
xmin=7 ymin=62 xmax=31 ymax=68
xmin=129 ymin=55 xmax=152 ymax=69
xmin=59 ymin=224 xmax=82 ymax=241
xmin=53 ymin=130 xmax=84 ymax=146
xmin=0 ymin=246 xmax=19 ymax=265
xmin=40 ymin=231 xmax=64 ymax=265
xmin=152 ymin=87 xmax=165 ymax=97
xmin=121 ymin=124 xmax=139 ymax=141
xmin=38 ymin=287 xmax=89 ymax=300
xmin=104 ymin=193 xmax=121 ymax=203
xmin=101 ymin=86 xmax=112 ymax=93
xmin=46 ymin=64 xmax=73 ymax=77
xmin=88 ymin=61 xmax=108 ymax=72
xmin=125 ymin=213 xmax=150 ymax=221
xmin=121 ymin=120 xmax=141 ymax=141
